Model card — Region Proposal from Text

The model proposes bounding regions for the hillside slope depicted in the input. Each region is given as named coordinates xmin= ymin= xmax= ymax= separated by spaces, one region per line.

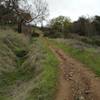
xmin=0 ymin=29 xmax=59 ymax=100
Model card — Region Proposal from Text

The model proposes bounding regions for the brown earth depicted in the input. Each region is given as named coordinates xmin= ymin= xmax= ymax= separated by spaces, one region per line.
xmin=38 ymin=31 xmax=100 ymax=100
xmin=49 ymin=45 xmax=100 ymax=100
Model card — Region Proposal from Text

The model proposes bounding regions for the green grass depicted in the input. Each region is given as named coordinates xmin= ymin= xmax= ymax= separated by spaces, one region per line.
xmin=0 ymin=29 xmax=32 ymax=99
xmin=50 ymin=38 xmax=100 ymax=76
xmin=0 ymin=29 xmax=38 ymax=99
xmin=0 ymin=29 xmax=59 ymax=100
xmin=27 ymin=38 xmax=59 ymax=100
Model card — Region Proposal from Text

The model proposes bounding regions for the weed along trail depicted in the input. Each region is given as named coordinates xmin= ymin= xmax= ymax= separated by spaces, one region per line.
xmin=42 ymin=37 xmax=100 ymax=100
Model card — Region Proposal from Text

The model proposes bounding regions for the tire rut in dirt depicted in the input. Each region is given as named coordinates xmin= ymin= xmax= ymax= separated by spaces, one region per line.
xmin=53 ymin=47 xmax=100 ymax=100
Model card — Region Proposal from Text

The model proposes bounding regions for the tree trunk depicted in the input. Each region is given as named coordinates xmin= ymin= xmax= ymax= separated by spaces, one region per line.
xmin=18 ymin=19 xmax=24 ymax=33
xmin=18 ymin=22 xmax=22 ymax=33
xmin=41 ymin=21 xmax=44 ymax=28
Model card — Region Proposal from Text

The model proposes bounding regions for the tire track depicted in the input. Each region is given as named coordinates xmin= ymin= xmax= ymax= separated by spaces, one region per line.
xmin=46 ymin=39 xmax=100 ymax=100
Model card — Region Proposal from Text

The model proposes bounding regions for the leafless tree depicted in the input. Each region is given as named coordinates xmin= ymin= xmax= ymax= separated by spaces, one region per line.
xmin=0 ymin=0 xmax=49 ymax=32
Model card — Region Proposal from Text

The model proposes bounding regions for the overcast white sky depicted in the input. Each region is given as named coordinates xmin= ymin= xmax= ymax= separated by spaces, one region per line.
xmin=47 ymin=0 xmax=100 ymax=21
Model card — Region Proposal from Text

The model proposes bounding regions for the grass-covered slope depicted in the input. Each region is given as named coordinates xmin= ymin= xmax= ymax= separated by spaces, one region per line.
xmin=0 ymin=29 xmax=29 ymax=99
xmin=0 ymin=29 xmax=29 ymax=73
xmin=27 ymin=38 xmax=59 ymax=100
xmin=0 ymin=29 xmax=59 ymax=100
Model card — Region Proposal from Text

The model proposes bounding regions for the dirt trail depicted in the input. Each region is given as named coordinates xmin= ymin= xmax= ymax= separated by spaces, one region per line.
xmin=49 ymin=45 xmax=100 ymax=100
xmin=38 ymin=31 xmax=100 ymax=100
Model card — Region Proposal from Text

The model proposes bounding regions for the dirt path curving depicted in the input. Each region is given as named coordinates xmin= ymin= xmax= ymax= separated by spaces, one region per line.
xmin=39 ymin=32 xmax=100 ymax=100
xmin=49 ymin=45 xmax=100 ymax=100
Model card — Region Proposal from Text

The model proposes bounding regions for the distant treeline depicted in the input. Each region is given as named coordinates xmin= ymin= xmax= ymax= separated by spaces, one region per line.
xmin=45 ymin=16 xmax=100 ymax=37
xmin=0 ymin=0 xmax=100 ymax=38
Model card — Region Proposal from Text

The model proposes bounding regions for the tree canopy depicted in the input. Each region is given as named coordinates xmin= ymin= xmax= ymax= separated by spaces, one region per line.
xmin=49 ymin=16 xmax=71 ymax=32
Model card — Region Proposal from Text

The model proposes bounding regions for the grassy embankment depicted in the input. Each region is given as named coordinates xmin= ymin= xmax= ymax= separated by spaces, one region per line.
xmin=27 ymin=38 xmax=59 ymax=100
xmin=49 ymin=38 xmax=100 ymax=76
xmin=0 ymin=29 xmax=59 ymax=100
